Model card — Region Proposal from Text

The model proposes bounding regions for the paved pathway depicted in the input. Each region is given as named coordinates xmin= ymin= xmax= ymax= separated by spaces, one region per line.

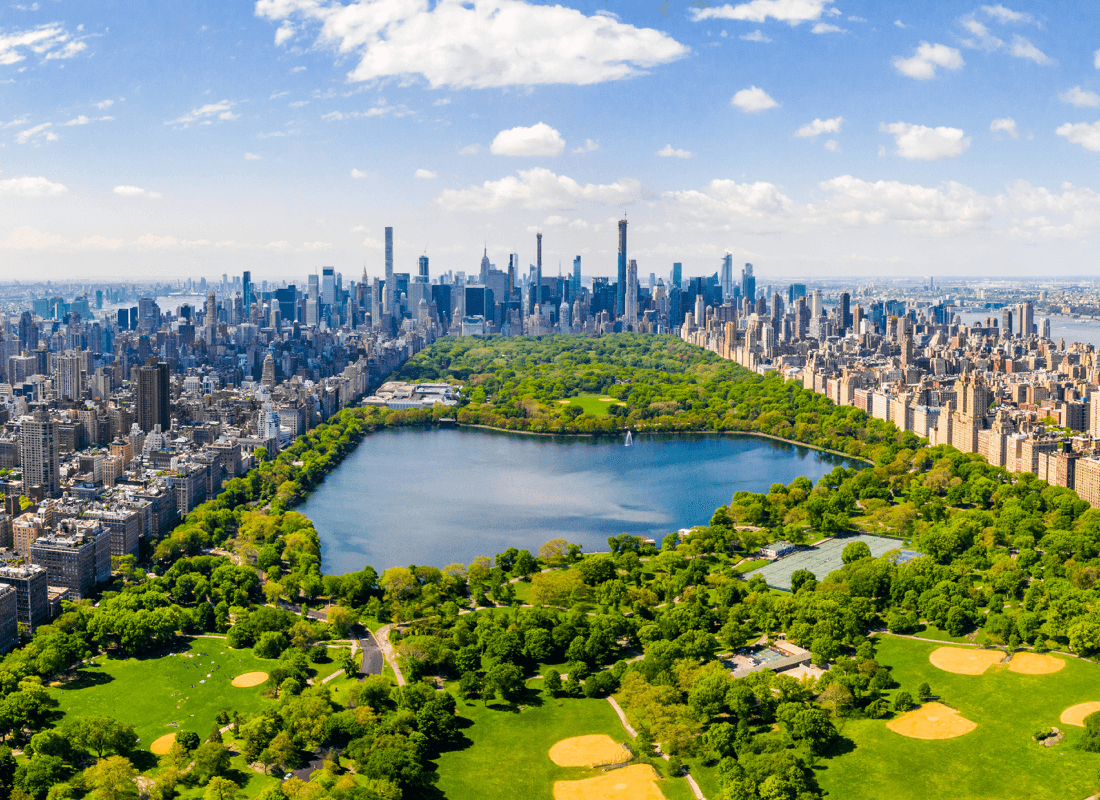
xmin=375 ymin=625 xmax=406 ymax=686
xmin=605 ymin=697 xmax=707 ymax=800
xmin=357 ymin=629 xmax=384 ymax=677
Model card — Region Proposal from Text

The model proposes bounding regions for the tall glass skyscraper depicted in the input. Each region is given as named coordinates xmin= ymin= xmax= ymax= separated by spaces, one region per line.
xmin=616 ymin=219 xmax=627 ymax=316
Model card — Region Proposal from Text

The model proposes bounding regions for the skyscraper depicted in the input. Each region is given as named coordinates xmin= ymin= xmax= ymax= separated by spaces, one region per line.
xmin=572 ymin=256 xmax=582 ymax=298
xmin=384 ymin=227 xmax=395 ymax=316
xmin=135 ymin=358 xmax=170 ymax=434
xmin=480 ymin=248 xmax=490 ymax=284
xmin=741 ymin=263 xmax=756 ymax=303
xmin=56 ymin=352 xmax=84 ymax=401
xmin=672 ymin=262 xmax=682 ymax=290
xmin=205 ymin=291 xmax=217 ymax=326
xmin=322 ymin=267 xmax=335 ymax=306
xmin=625 ymin=259 xmax=639 ymax=327
xmin=507 ymin=254 xmax=517 ymax=299
xmin=721 ymin=254 xmax=734 ymax=300
xmin=21 ymin=406 xmax=60 ymax=499
xmin=811 ymin=289 xmax=823 ymax=319
xmin=418 ymin=255 xmax=430 ymax=284
xmin=617 ymin=219 xmax=628 ymax=316
xmin=536 ymin=232 xmax=543 ymax=305
xmin=242 ymin=271 xmax=253 ymax=311
xmin=306 ymin=275 xmax=319 ymax=326
xmin=839 ymin=292 xmax=851 ymax=330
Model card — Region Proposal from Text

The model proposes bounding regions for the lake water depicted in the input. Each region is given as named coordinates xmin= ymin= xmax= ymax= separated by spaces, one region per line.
xmin=299 ymin=427 xmax=861 ymax=573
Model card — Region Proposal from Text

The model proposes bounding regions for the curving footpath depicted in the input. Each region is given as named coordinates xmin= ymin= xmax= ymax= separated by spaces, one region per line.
xmin=375 ymin=625 xmax=407 ymax=686
xmin=605 ymin=697 xmax=707 ymax=800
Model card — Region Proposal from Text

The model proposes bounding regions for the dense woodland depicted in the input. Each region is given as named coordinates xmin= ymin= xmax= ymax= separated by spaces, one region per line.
xmin=2 ymin=334 xmax=1100 ymax=800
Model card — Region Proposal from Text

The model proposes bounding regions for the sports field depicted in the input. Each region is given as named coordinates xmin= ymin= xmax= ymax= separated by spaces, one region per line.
xmin=745 ymin=534 xmax=900 ymax=590
xmin=55 ymin=637 xmax=275 ymax=749
xmin=559 ymin=394 xmax=627 ymax=416
xmin=818 ymin=635 xmax=1100 ymax=800
xmin=433 ymin=683 xmax=694 ymax=800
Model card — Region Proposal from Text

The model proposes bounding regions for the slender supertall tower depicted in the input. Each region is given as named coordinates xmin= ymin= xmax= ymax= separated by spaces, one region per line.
xmin=617 ymin=219 xmax=627 ymax=316
xmin=535 ymin=232 xmax=543 ymax=305
xmin=384 ymin=226 xmax=394 ymax=316
xmin=626 ymin=259 xmax=639 ymax=327
xmin=507 ymin=254 xmax=516 ymax=299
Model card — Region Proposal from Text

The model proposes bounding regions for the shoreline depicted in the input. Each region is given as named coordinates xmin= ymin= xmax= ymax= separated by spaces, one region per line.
xmin=452 ymin=421 xmax=873 ymax=465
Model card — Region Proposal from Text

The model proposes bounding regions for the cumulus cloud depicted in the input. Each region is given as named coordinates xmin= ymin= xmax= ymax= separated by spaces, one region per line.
xmin=824 ymin=139 xmax=840 ymax=152
xmin=894 ymin=20 xmax=907 ymax=28
xmin=274 ymin=22 xmax=295 ymax=46
xmin=893 ymin=42 xmax=964 ymax=80
xmin=414 ymin=168 xmax=437 ymax=179
xmin=1056 ymin=122 xmax=1100 ymax=152
xmin=572 ymin=139 xmax=599 ymax=153
xmin=881 ymin=122 xmax=971 ymax=160
xmin=794 ymin=116 xmax=842 ymax=137
xmin=166 ymin=100 xmax=238 ymax=126
xmin=114 ymin=185 xmax=162 ymax=199
xmin=740 ymin=30 xmax=771 ymax=42
xmin=95 ymin=99 xmax=114 ymax=110
xmin=63 ymin=115 xmax=89 ymax=126
xmin=490 ymin=122 xmax=565 ymax=156
xmin=459 ymin=144 xmax=480 ymax=155
xmin=1060 ymin=86 xmax=1100 ymax=108
xmin=1009 ymin=35 xmax=1050 ymax=64
xmin=0 ymin=23 xmax=87 ymax=66
xmin=244 ymin=152 xmax=263 ymax=160
xmin=690 ymin=0 xmax=838 ymax=25
xmin=15 ymin=122 xmax=56 ymax=144
xmin=435 ymin=167 xmax=639 ymax=212
xmin=812 ymin=22 xmax=846 ymax=34
xmin=731 ymin=86 xmax=778 ymax=112
xmin=990 ymin=118 xmax=1018 ymax=138
xmin=657 ymin=144 xmax=693 ymax=158
xmin=981 ymin=4 xmax=1038 ymax=26
xmin=815 ymin=175 xmax=994 ymax=232
xmin=254 ymin=0 xmax=689 ymax=89
xmin=0 ymin=175 xmax=67 ymax=196
xmin=663 ymin=179 xmax=795 ymax=231
xmin=350 ymin=168 xmax=369 ymax=178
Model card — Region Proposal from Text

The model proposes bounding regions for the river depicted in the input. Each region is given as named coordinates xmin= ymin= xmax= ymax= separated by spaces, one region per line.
xmin=298 ymin=427 xmax=861 ymax=573
xmin=960 ymin=310 xmax=1100 ymax=348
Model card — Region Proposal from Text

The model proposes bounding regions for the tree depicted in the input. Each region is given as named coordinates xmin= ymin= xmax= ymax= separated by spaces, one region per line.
xmin=204 ymin=777 xmax=242 ymax=800
xmin=917 ymin=682 xmax=931 ymax=700
xmin=17 ymin=755 xmax=65 ymax=799
xmin=893 ymin=690 xmax=914 ymax=713
xmin=544 ymin=669 xmax=563 ymax=697
xmin=67 ymin=717 xmax=138 ymax=759
xmin=192 ymin=741 xmax=231 ymax=783
xmin=842 ymin=541 xmax=872 ymax=564
xmin=789 ymin=569 xmax=817 ymax=594
xmin=1082 ymin=711 xmax=1100 ymax=753
xmin=513 ymin=550 xmax=539 ymax=578
xmin=538 ymin=538 xmax=570 ymax=566
xmin=84 ymin=757 xmax=138 ymax=800
xmin=484 ymin=662 xmax=523 ymax=703
xmin=819 ymin=682 xmax=853 ymax=718
xmin=175 ymin=731 xmax=200 ymax=754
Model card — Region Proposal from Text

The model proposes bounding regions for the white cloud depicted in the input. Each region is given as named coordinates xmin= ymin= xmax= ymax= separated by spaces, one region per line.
xmin=1060 ymin=86 xmax=1100 ymax=108
xmin=95 ymin=99 xmax=114 ymax=110
xmin=663 ymin=179 xmax=795 ymax=231
xmin=321 ymin=102 xmax=406 ymax=121
xmin=255 ymin=0 xmax=689 ymax=89
xmin=459 ymin=144 xmax=480 ymax=155
xmin=740 ymin=30 xmax=771 ymax=42
xmin=981 ymin=5 xmax=1038 ymax=25
xmin=274 ymin=22 xmax=295 ymax=46
xmin=990 ymin=117 xmax=1018 ymax=138
xmin=881 ymin=122 xmax=971 ymax=161
xmin=812 ymin=22 xmax=846 ymax=34
xmin=691 ymin=0 xmax=838 ymax=25
xmin=350 ymin=168 xmax=369 ymax=178
xmin=435 ymin=167 xmax=639 ymax=212
xmin=731 ymin=86 xmax=778 ymax=112
xmin=166 ymin=100 xmax=237 ymax=126
xmin=959 ymin=18 xmax=1004 ymax=51
xmin=0 ymin=24 xmax=87 ymax=66
xmin=270 ymin=91 xmax=290 ymax=100
xmin=415 ymin=168 xmax=437 ymax=179
xmin=848 ymin=16 xmax=867 ymax=22
xmin=1056 ymin=122 xmax=1100 ymax=152
xmin=114 ymin=185 xmax=163 ymax=199
xmin=894 ymin=20 xmax=907 ymax=28
xmin=490 ymin=122 xmax=565 ymax=156
xmin=1096 ymin=48 xmax=1100 ymax=69
xmin=794 ymin=116 xmax=842 ymax=137
xmin=823 ymin=139 xmax=840 ymax=152
xmin=657 ymin=144 xmax=693 ymax=158
xmin=290 ymin=65 xmax=306 ymax=72
xmin=289 ymin=100 xmax=309 ymax=108
xmin=244 ymin=152 xmax=263 ymax=160
xmin=15 ymin=122 xmax=56 ymax=144
xmin=433 ymin=98 xmax=451 ymax=106
xmin=63 ymin=115 xmax=89 ymax=126
xmin=0 ymin=175 xmax=67 ymax=196
xmin=1009 ymin=35 xmax=1050 ymax=64
xmin=572 ymin=139 xmax=599 ymax=153
xmin=892 ymin=42 xmax=964 ymax=80
xmin=814 ymin=175 xmax=994 ymax=233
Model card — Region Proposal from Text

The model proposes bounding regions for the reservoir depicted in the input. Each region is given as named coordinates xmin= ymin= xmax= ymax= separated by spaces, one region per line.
xmin=299 ymin=427 xmax=861 ymax=573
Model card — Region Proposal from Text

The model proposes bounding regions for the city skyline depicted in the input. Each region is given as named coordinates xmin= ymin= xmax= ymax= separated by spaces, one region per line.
xmin=3 ymin=0 xmax=1100 ymax=279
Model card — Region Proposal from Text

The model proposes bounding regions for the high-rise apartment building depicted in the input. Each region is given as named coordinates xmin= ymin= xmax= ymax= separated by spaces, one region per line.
xmin=0 ymin=564 xmax=48 ymax=632
xmin=384 ymin=227 xmax=395 ymax=316
xmin=811 ymin=289 xmax=823 ymax=319
xmin=536 ymin=232 xmax=543 ymax=304
xmin=322 ymin=267 xmax=335 ymax=306
xmin=135 ymin=358 xmax=170 ymax=434
xmin=242 ymin=271 xmax=253 ymax=311
xmin=721 ymin=254 xmax=734 ymax=300
xmin=572 ymin=256 xmax=582 ymax=298
xmin=625 ymin=259 xmax=639 ymax=327
xmin=741 ymin=263 xmax=756 ymax=303
xmin=672 ymin=262 xmax=682 ymax=290
xmin=617 ymin=219 xmax=628 ymax=316
xmin=56 ymin=352 xmax=84 ymax=401
xmin=21 ymin=407 xmax=60 ymax=498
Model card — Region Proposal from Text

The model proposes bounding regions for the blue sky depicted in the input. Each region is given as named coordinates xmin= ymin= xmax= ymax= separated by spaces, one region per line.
xmin=3 ymin=0 xmax=1100 ymax=282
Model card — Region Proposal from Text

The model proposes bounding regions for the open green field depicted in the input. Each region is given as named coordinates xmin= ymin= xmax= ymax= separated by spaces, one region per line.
xmin=560 ymin=394 xmax=625 ymax=416
xmin=55 ymin=637 xmax=275 ymax=750
xmin=817 ymin=635 xmax=1100 ymax=800
xmin=433 ymin=681 xmax=694 ymax=800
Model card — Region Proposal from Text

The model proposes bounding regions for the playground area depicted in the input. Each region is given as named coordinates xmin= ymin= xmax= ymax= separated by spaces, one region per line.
xmin=745 ymin=534 xmax=901 ymax=590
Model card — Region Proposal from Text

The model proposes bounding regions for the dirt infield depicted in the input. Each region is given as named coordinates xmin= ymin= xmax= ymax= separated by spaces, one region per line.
xmin=150 ymin=733 xmax=176 ymax=755
xmin=549 ymin=735 xmax=632 ymax=768
xmin=553 ymin=764 xmax=665 ymax=800
xmin=1061 ymin=702 xmax=1100 ymax=727
xmin=887 ymin=702 xmax=977 ymax=740
xmin=1008 ymin=653 xmax=1065 ymax=675
xmin=929 ymin=647 xmax=1004 ymax=675
xmin=231 ymin=671 xmax=269 ymax=688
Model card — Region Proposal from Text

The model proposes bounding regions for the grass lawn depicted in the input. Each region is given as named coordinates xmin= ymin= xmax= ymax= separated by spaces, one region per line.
xmin=433 ymin=683 xmax=682 ymax=800
xmin=816 ymin=634 xmax=1100 ymax=800
xmin=913 ymin=623 xmax=987 ymax=645
xmin=55 ymin=637 xmax=276 ymax=751
xmin=733 ymin=558 xmax=770 ymax=574
xmin=560 ymin=394 xmax=625 ymax=416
